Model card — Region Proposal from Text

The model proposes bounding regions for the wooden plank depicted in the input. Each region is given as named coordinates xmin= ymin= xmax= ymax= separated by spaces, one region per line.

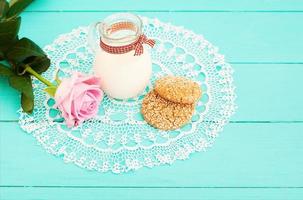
xmin=1 ymin=12 xmax=303 ymax=121
xmin=1 ymin=2 xmax=301 ymax=200
xmin=232 ymin=64 xmax=303 ymax=121
xmin=15 ymin=12 xmax=303 ymax=63
xmin=1 ymin=64 xmax=303 ymax=121
xmin=24 ymin=0 xmax=303 ymax=12
xmin=1 ymin=122 xmax=302 ymax=187
xmin=0 ymin=77 xmax=19 ymax=121
xmin=1 ymin=187 xmax=303 ymax=200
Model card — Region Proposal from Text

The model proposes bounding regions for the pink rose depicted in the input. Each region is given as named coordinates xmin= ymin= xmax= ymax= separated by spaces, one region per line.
xmin=54 ymin=72 xmax=103 ymax=127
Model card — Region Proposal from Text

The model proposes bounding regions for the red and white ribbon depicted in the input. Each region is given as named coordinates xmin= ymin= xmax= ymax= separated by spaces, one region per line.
xmin=100 ymin=34 xmax=155 ymax=56
xmin=99 ymin=22 xmax=155 ymax=56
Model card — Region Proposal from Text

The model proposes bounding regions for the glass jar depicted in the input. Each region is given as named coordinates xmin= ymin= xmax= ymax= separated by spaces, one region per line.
xmin=88 ymin=13 xmax=154 ymax=99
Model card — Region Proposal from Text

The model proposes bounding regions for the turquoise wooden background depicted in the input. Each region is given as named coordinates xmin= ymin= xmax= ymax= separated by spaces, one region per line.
xmin=1 ymin=0 xmax=303 ymax=199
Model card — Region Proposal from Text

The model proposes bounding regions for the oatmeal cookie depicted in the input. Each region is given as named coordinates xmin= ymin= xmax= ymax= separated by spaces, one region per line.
xmin=141 ymin=90 xmax=195 ymax=130
xmin=154 ymin=76 xmax=201 ymax=104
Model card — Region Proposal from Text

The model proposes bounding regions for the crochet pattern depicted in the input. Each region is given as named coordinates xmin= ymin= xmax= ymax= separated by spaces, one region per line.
xmin=19 ymin=17 xmax=236 ymax=173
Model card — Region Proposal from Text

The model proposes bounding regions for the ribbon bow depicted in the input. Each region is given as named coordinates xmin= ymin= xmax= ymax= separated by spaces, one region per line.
xmin=133 ymin=34 xmax=155 ymax=56
xmin=100 ymin=34 xmax=155 ymax=56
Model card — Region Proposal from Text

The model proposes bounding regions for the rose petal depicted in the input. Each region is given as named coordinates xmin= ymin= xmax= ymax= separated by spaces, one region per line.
xmin=87 ymin=89 xmax=103 ymax=101
xmin=54 ymin=72 xmax=103 ymax=127
xmin=72 ymin=91 xmax=86 ymax=119
xmin=65 ymin=116 xmax=76 ymax=128
xmin=54 ymin=79 xmax=73 ymax=106
xmin=79 ymin=93 xmax=97 ymax=116
xmin=71 ymin=83 xmax=102 ymax=100
xmin=75 ymin=73 xmax=101 ymax=86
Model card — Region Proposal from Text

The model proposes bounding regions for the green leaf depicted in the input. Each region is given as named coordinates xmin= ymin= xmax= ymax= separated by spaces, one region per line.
xmin=21 ymin=91 xmax=33 ymax=113
xmin=5 ymin=37 xmax=50 ymax=74
xmin=6 ymin=0 xmax=33 ymax=19
xmin=6 ymin=37 xmax=45 ymax=63
xmin=0 ymin=0 xmax=9 ymax=19
xmin=0 ymin=50 xmax=4 ymax=60
xmin=44 ymin=86 xmax=57 ymax=97
xmin=0 ymin=63 xmax=14 ymax=76
xmin=8 ymin=73 xmax=32 ymax=93
xmin=8 ymin=74 xmax=34 ymax=113
xmin=0 ymin=16 xmax=20 ymax=53
xmin=0 ymin=16 xmax=20 ymax=42
xmin=24 ymin=55 xmax=50 ymax=74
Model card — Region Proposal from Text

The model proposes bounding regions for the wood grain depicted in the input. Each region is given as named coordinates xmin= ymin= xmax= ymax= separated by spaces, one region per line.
xmin=1 ymin=123 xmax=302 ymax=187
xmin=1 ymin=187 xmax=303 ymax=200
xmin=24 ymin=0 xmax=303 ymax=12
xmin=2 ymin=64 xmax=303 ymax=121
xmin=1 ymin=1 xmax=303 ymax=199
xmin=15 ymin=12 xmax=303 ymax=63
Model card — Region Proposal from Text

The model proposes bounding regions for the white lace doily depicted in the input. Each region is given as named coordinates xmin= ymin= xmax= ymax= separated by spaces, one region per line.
xmin=19 ymin=17 xmax=236 ymax=173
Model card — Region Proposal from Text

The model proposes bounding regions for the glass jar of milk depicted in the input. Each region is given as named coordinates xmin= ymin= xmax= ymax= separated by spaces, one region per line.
xmin=88 ymin=13 xmax=155 ymax=99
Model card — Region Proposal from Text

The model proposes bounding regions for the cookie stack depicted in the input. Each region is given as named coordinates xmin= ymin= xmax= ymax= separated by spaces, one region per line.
xmin=142 ymin=76 xmax=202 ymax=131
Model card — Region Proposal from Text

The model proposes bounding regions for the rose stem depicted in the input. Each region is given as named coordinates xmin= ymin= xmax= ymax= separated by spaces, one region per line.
xmin=24 ymin=64 xmax=54 ymax=87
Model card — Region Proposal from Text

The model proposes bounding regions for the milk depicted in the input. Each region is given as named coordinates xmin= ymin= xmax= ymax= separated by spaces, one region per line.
xmin=93 ymin=46 xmax=152 ymax=99
xmin=89 ymin=13 xmax=153 ymax=99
